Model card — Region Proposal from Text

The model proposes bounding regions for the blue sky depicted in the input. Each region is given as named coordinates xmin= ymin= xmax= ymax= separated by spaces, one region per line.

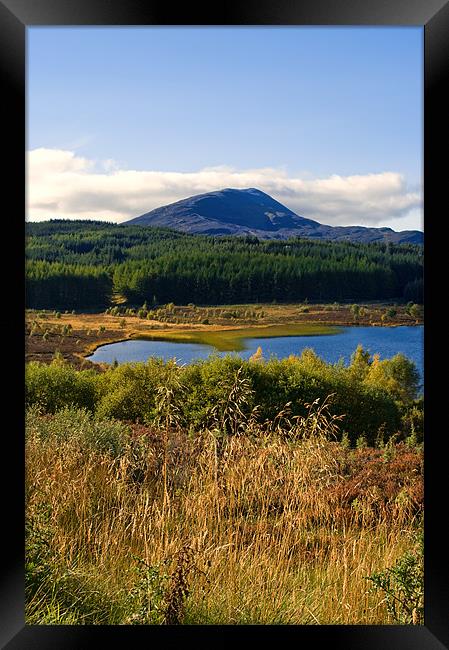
xmin=27 ymin=27 xmax=423 ymax=230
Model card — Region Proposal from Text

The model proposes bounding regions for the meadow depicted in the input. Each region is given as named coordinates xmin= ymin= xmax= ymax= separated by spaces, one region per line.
xmin=25 ymin=350 xmax=423 ymax=625
xmin=26 ymin=403 xmax=423 ymax=625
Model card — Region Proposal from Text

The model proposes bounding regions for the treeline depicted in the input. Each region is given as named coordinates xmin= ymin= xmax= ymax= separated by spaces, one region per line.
xmin=26 ymin=220 xmax=423 ymax=309
xmin=26 ymin=261 xmax=113 ymax=309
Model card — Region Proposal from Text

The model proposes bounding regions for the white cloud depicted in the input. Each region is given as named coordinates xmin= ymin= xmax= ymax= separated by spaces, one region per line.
xmin=26 ymin=148 xmax=423 ymax=230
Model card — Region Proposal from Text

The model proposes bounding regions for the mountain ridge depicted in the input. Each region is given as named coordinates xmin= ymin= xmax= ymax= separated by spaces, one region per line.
xmin=125 ymin=188 xmax=423 ymax=244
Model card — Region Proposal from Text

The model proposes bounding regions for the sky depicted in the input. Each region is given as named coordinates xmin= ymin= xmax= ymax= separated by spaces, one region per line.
xmin=27 ymin=26 xmax=423 ymax=231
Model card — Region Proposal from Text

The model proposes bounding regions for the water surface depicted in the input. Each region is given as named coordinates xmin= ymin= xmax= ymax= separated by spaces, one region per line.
xmin=88 ymin=325 xmax=423 ymax=387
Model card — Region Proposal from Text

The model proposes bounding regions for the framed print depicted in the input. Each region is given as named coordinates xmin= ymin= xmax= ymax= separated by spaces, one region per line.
xmin=2 ymin=0 xmax=448 ymax=647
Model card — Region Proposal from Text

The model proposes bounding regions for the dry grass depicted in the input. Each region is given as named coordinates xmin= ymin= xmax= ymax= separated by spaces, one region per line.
xmin=25 ymin=404 xmax=422 ymax=625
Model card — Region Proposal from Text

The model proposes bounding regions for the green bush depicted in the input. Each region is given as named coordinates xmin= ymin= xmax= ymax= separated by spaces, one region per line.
xmin=26 ymin=360 xmax=97 ymax=413
xmin=26 ymin=501 xmax=125 ymax=625
xmin=95 ymin=359 xmax=167 ymax=423
xmin=26 ymin=406 xmax=130 ymax=457
xmin=181 ymin=352 xmax=400 ymax=443
xmin=181 ymin=355 xmax=251 ymax=430
xmin=25 ymin=346 xmax=415 ymax=443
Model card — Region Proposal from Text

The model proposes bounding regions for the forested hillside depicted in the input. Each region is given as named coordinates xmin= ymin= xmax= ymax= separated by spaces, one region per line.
xmin=26 ymin=220 xmax=423 ymax=309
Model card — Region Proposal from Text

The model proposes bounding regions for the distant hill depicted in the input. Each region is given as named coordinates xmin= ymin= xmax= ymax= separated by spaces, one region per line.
xmin=125 ymin=187 xmax=423 ymax=244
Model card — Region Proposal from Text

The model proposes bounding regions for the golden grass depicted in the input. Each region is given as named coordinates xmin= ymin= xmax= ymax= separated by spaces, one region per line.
xmin=26 ymin=410 xmax=422 ymax=625
xmin=133 ymin=323 xmax=341 ymax=351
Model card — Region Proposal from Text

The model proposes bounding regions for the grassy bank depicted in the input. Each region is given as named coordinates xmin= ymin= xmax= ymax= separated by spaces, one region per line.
xmin=135 ymin=323 xmax=341 ymax=351
xmin=26 ymin=405 xmax=423 ymax=625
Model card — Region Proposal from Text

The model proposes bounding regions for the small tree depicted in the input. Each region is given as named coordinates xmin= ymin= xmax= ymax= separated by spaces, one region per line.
xmin=349 ymin=344 xmax=371 ymax=380
xmin=364 ymin=353 xmax=420 ymax=405
xmin=355 ymin=434 xmax=367 ymax=449
xmin=249 ymin=346 xmax=264 ymax=363
xmin=350 ymin=304 xmax=360 ymax=322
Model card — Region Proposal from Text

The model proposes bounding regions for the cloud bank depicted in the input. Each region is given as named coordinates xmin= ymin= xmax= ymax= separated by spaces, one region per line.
xmin=27 ymin=148 xmax=422 ymax=230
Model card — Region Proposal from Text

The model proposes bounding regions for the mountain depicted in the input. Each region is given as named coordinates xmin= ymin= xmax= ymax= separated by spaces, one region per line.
xmin=125 ymin=188 xmax=423 ymax=244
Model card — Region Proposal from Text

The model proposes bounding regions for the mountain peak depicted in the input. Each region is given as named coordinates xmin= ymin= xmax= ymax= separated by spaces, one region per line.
xmin=125 ymin=188 xmax=423 ymax=244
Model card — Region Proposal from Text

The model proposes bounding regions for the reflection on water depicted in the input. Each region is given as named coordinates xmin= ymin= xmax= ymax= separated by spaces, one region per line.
xmin=88 ymin=326 xmax=424 ymax=388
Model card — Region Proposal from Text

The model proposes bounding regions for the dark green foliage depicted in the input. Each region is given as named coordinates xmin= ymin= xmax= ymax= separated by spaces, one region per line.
xmin=95 ymin=358 xmax=167 ymax=423
xmin=403 ymin=278 xmax=423 ymax=304
xmin=26 ymin=220 xmax=423 ymax=308
xmin=125 ymin=558 xmax=169 ymax=625
xmin=25 ymin=503 xmax=55 ymax=608
xmin=401 ymin=398 xmax=424 ymax=446
xmin=26 ymin=259 xmax=112 ymax=309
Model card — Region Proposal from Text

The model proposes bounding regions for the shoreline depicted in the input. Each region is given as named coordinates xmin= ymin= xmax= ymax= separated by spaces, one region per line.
xmin=25 ymin=301 xmax=423 ymax=369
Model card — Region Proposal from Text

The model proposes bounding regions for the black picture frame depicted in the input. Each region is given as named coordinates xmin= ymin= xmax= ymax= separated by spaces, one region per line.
xmin=2 ymin=0 xmax=448 ymax=647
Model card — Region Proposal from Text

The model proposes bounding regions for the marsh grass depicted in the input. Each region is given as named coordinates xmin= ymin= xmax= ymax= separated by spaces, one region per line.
xmin=134 ymin=323 xmax=341 ymax=351
xmin=25 ymin=395 xmax=423 ymax=625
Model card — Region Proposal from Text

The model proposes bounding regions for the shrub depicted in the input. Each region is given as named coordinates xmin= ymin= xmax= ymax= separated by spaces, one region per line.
xmin=25 ymin=346 xmax=411 ymax=443
xmin=350 ymin=304 xmax=360 ymax=321
xmin=95 ymin=359 xmax=168 ymax=423
xmin=26 ymin=501 xmax=125 ymax=624
xmin=366 ymin=531 xmax=423 ymax=624
xmin=26 ymin=405 xmax=130 ymax=457
xmin=409 ymin=303 xmax=423 ymax=319
xmin=125 ymin=558 xmax=169 ymax=625
xmin=181 ymin=355 xmax=251 ymax=431
xmin=364 ymin=353 xmax=420 ymax=404
xmin=26 ymin=360 xmax=97 ymax=413
xmin=401 ymin=400 xmax=424 ymax=445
